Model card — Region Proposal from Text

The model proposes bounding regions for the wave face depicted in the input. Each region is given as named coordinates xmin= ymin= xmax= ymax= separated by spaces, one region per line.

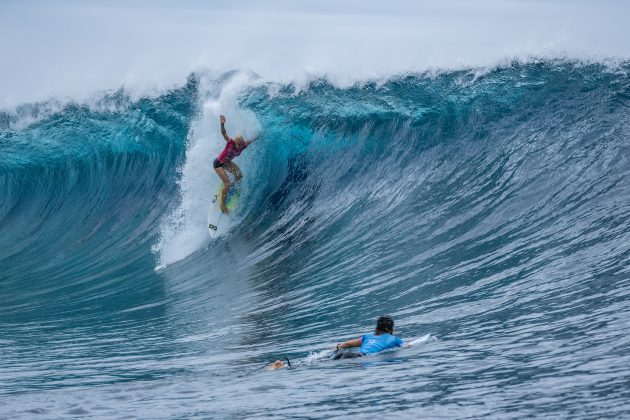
xmin=2 ymin=62 xmax=630 ymax=418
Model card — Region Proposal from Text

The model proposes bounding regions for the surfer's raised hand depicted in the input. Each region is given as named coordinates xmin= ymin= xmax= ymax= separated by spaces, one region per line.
xmin=220 ymin=115 xmax=230 ymax=141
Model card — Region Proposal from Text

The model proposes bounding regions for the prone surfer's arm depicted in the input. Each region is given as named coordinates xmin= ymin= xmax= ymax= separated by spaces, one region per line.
xmin=220 ymin=115 xmax=229 ymax=142
xmin=335 ymin=337 xmax=362 ymax=350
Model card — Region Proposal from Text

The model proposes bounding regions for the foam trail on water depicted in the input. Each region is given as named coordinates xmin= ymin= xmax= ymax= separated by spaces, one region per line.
xmin=304 ymin=349 xmax=335 ymax=365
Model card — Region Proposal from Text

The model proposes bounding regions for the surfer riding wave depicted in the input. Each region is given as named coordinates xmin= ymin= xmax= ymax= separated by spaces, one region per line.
xmin=213 ymin=115 xmax=258 ymax=214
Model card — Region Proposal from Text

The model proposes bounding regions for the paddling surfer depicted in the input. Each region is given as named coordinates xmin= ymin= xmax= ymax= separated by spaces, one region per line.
xmin=332 ymin=316 xmax=406 ymax=359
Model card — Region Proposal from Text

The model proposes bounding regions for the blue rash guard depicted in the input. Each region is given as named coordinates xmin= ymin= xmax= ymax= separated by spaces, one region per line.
xmin=359 ymin=333 xmax=404 ymax=354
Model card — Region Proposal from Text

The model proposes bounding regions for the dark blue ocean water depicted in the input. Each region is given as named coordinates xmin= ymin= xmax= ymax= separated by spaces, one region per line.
xmin=1 ymin=62 xmax=630 ymax=418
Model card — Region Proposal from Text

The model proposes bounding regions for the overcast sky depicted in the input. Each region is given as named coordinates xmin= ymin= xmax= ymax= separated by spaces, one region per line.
xmin=1 ymin=0 xmax=629 ymax=107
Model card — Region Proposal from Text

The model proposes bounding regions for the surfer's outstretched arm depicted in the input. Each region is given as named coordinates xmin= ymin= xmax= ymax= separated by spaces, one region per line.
xmin=220 ymin=115 xmax=230 ymax=142
xmin=246 ymin=134 xmax=259 ymax=146
xmin=334 ymin=337 xmax=362 ymax=351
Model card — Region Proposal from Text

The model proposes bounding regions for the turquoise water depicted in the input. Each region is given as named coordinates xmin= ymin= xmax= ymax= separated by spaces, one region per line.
xmin=1 ymin=62 xmax=630 ymax=418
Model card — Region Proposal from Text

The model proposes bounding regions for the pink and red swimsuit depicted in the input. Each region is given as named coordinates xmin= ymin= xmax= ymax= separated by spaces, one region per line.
xmin=213 ymin=139 xmax=247 ymax=168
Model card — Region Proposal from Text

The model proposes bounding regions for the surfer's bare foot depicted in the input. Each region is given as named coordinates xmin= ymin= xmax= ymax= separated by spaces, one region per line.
xmin=269 ymin=360 xmax=286 ymax=370
xmin=221 ymin=204 xmax=229 ymax=214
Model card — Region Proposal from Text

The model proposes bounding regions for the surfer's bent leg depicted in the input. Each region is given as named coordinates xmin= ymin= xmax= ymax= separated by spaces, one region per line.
xmin=213 ymin=159 xmax=231 ymax=213
xmin=332 ymin=351 xmax=364 ymax=360
xmin=224 ymin=161 xmax=243 ymax=183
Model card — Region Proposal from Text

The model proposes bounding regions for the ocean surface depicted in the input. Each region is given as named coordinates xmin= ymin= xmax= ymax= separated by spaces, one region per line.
xmin=1 ymin=62 xmax=630 ymax=418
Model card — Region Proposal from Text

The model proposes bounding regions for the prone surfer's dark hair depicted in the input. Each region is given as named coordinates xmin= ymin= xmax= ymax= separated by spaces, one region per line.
xmin=375 ymin=315 xmax=394 ymax=334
